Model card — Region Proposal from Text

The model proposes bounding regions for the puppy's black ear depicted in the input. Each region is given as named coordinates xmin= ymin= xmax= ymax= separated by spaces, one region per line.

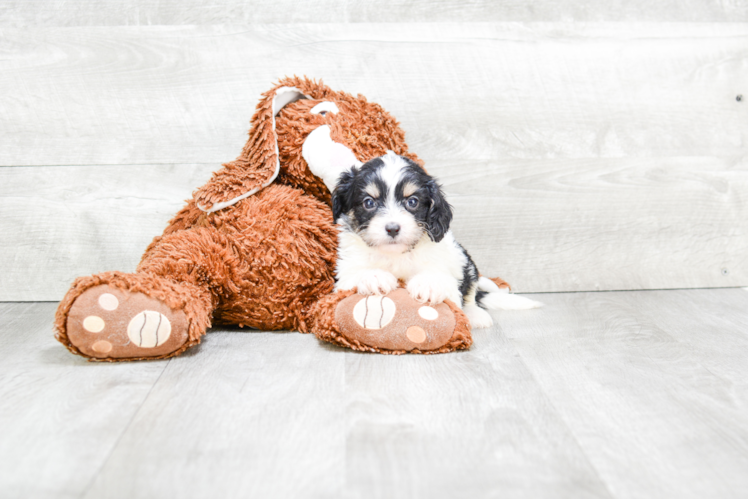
xmin=425 ymin=179 xmax=453 ymax=242
xmin=332 ymin=167 xmax=357 ymax=222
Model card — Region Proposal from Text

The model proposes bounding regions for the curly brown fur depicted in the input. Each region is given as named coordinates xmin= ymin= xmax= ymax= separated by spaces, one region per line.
xmin=194 ymin=76 xmax=421 ymax=211
xmin=55 ymin=76 xmax=487 ymax=361
xmin=141 ymin=184 xmax=338 ymax=331
xmin=54 ymin=271 xmax=212 ymax=362
xmin=274 ymin=94 xmax=422 ymax=207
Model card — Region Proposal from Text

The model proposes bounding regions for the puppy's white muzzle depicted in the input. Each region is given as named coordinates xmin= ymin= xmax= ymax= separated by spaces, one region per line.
xmin=363 ymin=207 xmax=423 ymax=253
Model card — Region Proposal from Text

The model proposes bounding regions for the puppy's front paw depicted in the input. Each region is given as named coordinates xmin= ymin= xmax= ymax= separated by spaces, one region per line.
xmin=355 ymin=269 xmax=398 ymax=295
xmin=407 ymin=274 xmax=457 ymax=305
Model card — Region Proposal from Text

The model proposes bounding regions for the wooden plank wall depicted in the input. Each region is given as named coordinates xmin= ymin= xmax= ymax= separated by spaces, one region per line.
xmin=1 ymin=3 xmax=747 ymax=300
xmin=2 ymin=0 xmax=748 ymax=25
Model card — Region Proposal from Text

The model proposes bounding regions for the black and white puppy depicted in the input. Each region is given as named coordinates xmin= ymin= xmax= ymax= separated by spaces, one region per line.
xmin=332 ymin=151 xmax=541 ymax=328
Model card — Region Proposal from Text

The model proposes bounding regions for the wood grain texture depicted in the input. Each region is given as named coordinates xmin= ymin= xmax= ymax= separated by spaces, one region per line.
xmin=65 ymin=318 xmax=611 ymax=498
xmin=432 ymin=156 xmax=748 ymax=292
xmin=0 ymin=302 xmax=167 ymax=497
xmin=1 ymin=21 xmax=747 ymax=298
xmin=499 ymin=288 xmax=748 ymax=497
xmin=2 ymin=156 xmax=746 ymax=301
xmin=0 ymin=23 xmax=746 ymax=167
xmin=342 ymin=329 xmax=610 ymax=498
xmin=1 ymin=0 xmax=747 ymax=26
xmin=84 ymin=329 xmax=348 ymax=498
xmin=0 ymin=164 xmax=216 ymax=301
xmin=3 ymin=289 xmax=748 ymax=496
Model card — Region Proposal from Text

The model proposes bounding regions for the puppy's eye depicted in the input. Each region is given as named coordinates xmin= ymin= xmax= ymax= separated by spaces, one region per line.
xmin=363 ymin=197 xmax=376 ymax=210
xmin=406 ymin=197 xmax=419 ymax=209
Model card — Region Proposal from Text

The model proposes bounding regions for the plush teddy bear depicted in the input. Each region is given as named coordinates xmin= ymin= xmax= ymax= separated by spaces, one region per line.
xmin=54 ymin=77 xmax=510 ymax=361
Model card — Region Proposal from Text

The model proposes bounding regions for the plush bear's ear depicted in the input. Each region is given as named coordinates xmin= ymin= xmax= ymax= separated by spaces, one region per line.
xmin=194 ymin=77 xmax=336 ymax=212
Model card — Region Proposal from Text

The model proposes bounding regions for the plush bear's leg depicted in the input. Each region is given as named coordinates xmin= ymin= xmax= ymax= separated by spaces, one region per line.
xmin=55 ymin=272 xmax=210 ymax=361
xmin=308 ymin=288 xmax=473 ymax=354
xmin=55 ymin=227 xmax=240 ymax=361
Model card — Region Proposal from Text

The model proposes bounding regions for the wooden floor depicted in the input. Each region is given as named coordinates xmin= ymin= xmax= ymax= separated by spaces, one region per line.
xmin=2 ymin=288 xmax=748 ymax=498
xmin=2 ymin=2 xmax=746 ymax=497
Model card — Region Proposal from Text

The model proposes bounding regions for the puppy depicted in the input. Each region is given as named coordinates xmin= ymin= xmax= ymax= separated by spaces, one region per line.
xmin=332 ymin=151 xmax=541 ymax=328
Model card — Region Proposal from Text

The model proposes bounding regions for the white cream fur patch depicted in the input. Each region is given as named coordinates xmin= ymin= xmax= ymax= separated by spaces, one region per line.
xmin=302 ymin=125 xmax=362 ymax=191
xmin=335 ymin=229 xmax=466 ymax=307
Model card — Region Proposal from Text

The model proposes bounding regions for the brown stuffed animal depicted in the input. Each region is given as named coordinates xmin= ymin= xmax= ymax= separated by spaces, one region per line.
xmin=54 ymin=77 xmax=507 ymax=361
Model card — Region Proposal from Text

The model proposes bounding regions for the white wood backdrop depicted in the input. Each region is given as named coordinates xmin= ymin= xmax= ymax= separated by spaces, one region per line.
xmin=2 ymin=0 xmax=748 ymax=25
xmin=1 ymin=5 xmax=747 ymax=300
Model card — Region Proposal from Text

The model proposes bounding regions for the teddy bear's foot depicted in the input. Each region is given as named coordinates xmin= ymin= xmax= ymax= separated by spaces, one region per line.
xmin=56 ymin=272 xmax=212 ymax=361
xmin=64 ymin=284 xmax=189 ymax=360
xmin=311 ymin=288 xmax=472 ymax=354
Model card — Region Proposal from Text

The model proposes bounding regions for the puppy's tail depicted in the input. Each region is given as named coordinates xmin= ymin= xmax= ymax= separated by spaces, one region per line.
xmin=476 ymin=276 xmax=543 ymax=310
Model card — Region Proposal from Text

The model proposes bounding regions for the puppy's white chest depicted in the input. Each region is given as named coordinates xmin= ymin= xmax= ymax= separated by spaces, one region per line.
xmin=369 ymin=251 xmax=421 ymax=280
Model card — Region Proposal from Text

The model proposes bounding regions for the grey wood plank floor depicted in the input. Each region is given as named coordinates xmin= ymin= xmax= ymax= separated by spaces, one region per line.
xmin=2 ymin=289 xmax=748 ymax=498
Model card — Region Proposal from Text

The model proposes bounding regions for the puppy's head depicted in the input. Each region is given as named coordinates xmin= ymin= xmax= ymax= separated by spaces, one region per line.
xmin=332 ymin=152 xmax=452 ymax=253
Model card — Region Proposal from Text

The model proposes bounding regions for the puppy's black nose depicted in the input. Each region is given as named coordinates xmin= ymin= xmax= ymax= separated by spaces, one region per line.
xmin=385 ymin=223 xmax=400 ymax=237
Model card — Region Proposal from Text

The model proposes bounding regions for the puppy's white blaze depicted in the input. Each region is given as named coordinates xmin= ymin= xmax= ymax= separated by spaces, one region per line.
xmin=480 ymin=292 xmax=543 ymax=310
xmin=464 ymin=304 xmax=494 ymax=329
xmin=378 ymin=151 xmax=409 ymax=204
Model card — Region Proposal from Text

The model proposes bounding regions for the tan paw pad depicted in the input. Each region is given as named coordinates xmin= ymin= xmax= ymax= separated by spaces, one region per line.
xmin=66 ymin=284 xmax=189 ymax=359
xmin=336 ymin=288 xmax=456 ymax=352
xmin=98 ymin=293 xmax=119 ymax=311
xmin=127 ymin=311 xmax=171 ymax=348
xmin=418 ymin=306 xmax=438 ymax=320
xmin=406 ymin=326 xmax=427 ymax=343
xmin=92 ymin=340 xmax=113 ymax=353
xmin=83 ymin=316 xmax=105 ymax=333
xmin=353 ymin=295 xmax=396 ymax=330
